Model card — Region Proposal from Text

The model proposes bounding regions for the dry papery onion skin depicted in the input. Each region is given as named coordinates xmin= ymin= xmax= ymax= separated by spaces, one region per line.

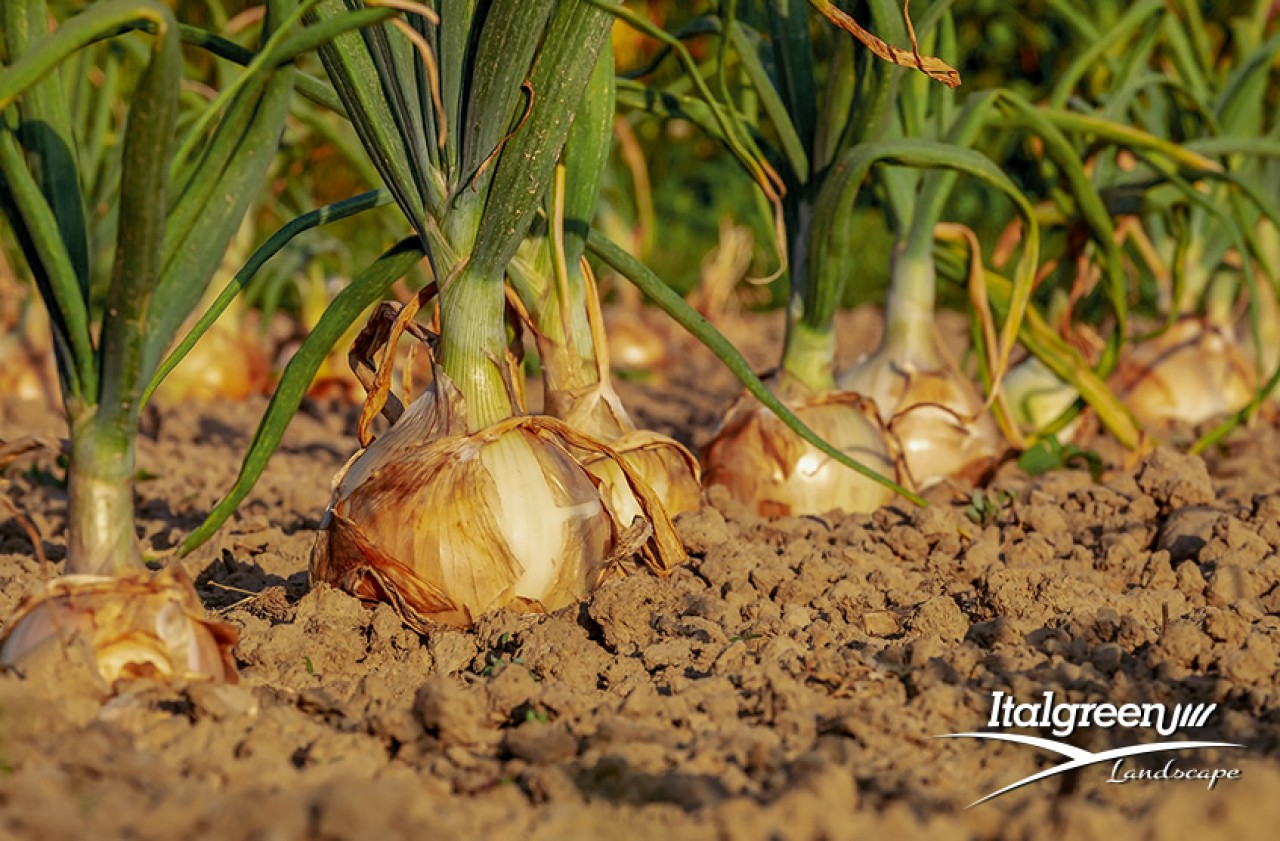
xmin=312 ymin=379 xmax=686 ymax=632
xmin=583 ymin=429 xmax=703 ymax=526
xmin=1111 ymin=318 xmax=1255 ymax=430
xmin=702 ymin=388 xmax=894 ymax=518
xmin=840 ymin=358 xmax=1001 ymax=490
xmin=0 ymin=567 xmax=238 ymax=689
xmin=549 ymin=375 xmax=703 ymax=524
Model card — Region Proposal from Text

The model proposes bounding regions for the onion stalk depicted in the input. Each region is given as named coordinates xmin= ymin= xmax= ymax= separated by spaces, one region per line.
xmin=692 ymin=0 xmax=954 ymax=515
xmin=0 ymin=0 xmax=301 ymax=686
xmin=306 ymin=0 xmax=687 ymax=628
xmin=506 ymin=49 xmax=700 ymax=522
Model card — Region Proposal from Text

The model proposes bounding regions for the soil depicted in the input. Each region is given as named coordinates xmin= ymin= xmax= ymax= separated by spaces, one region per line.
xmin=1 ymin=307 xmax=1279 ymax=840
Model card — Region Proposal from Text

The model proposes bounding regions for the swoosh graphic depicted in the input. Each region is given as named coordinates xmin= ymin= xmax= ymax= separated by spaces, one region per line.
xmin=934 ymin=733 xmax=1245 ymax=807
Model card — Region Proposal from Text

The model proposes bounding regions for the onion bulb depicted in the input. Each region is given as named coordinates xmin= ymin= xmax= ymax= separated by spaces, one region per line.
xmin=582 ymin=430 xmax=703 ymax=525
xmin=312 ymin=374 xmax=685 ymax=631
xmin=603 ymin=305 xmax=672 ymax=375
xmin=702 ymin=376 xmax=893 ymax=517
xmin=155 ymin=315 xmax=271 ymax=404
xmin=0 ymin=567 xmax=238 ymax=688
xmin=0 ymin=301 xmax=58 ymax=406
xmin=554 ymin=378 xmax=702 ymax=524
xmin=1002 ymin=355 xmax=1081 ymax=440
xmin=1111 ymin=318 xmax=1254 ymax=428
xmin=838 ymin=350 xmax=1000 ymax=490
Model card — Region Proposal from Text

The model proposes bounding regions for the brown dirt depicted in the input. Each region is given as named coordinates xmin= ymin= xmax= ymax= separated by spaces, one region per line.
xmin=1 ymin=307 xmax=1279 ymax=840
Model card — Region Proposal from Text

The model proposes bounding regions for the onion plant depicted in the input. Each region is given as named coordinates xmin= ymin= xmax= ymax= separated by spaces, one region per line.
xmin=612 ymin=0 xmax=1042 ymax=509
xmin=282 ymin=0 xmax=969 ymax=627
xmin=1104 ymin=2 xmax=1280 ymax=437
xmin=835 ymin=16 xmax=1020 ymax=490
xmin=994 ymin=1 xmax=1280 ymax=451
xmin=288 ymin=0 xmax=700 ymax=630
xmin=0 ymin=0 xmax=305 ymax=684
xmin=0 ymin=0 xmax=396 ymax=685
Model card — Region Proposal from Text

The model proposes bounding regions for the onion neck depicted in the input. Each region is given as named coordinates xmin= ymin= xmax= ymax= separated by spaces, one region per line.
xmin=780 ymin=320 xmax=836 ymax=394
xmin=783 ymin=195 xmax=839 ymax=395
xmin=1254 ymin=223 xmax=1280 ymax=376
xmin=1204 ymin=270 xmax=1236 ymax=329
xmin=66 ymin=408 xmax=144 ymax=577
xmin=1176 ymin=239 xmax=1209 ymax=316
xmin=537 ymin=264 xmax=600 ymax=404
xmin=879 ymin=245 xmax=940 ymax=366
xmin=438 ymin=266 xmax=514 ymax=431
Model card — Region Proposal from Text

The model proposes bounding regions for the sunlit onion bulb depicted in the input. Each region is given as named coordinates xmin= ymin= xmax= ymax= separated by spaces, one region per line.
xmin=1002 ymin=355 xmax=1081 ymax=440
xmin=604 ymin=307 xmax=671 ymax=374
xmin=312 ymin=383 xmax=647 ymax=629
xmin=1111 ymin=318 xmax=1254 ymax=428
xmin=702 ymin=387 xmax=893 ymax=518
xmin=481 ymin=431 xmax=612 ymax=601
xmin=583 ymin=430 xmax=703 ymax=526
xmin=155 ymin=319 xmax=270 ymax=403
xmin=839 ymin=352 xmax=1000 ymax=489
xmin=554 ymin=381 xmax=702 ymax=525
xmin=0 ymin=568 xmax=238 ymax=687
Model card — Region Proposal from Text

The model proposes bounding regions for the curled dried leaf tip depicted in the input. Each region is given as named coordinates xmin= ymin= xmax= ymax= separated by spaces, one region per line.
xmin=808 ymin=0 xmax=961 ymax=88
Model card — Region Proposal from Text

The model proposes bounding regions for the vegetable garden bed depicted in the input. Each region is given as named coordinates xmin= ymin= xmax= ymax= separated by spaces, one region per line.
xmin=1 ymin=309 xmax=1277 ymax=839
xmin=4 ymin=1 xmax=1280 ymax=837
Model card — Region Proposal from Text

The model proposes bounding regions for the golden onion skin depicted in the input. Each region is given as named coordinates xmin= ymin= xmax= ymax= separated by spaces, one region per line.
xmin=1111 ymin=318 xmax=1254 ymax=429
xmin=603 ymin=307 xmax=671 ymax=375
xmin=839 ymin=354 xmax=1001 ymax=490
xmin=1003 ymin=355 xmax=1081 ymax=440
xmin=0 ymin=568 xmax=238 ymax=688
xmin=314 ymin=420 xmax=617 ymax=630
xmin=583 ymin=430 xmax=702 ymax=526
xmin=702 ymin=390 xmax=893 ymax=518
xmin=155 ymin=320 xmax=271 ymax=404
xmin=544 ymin=374 xmax=702 ymax=526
